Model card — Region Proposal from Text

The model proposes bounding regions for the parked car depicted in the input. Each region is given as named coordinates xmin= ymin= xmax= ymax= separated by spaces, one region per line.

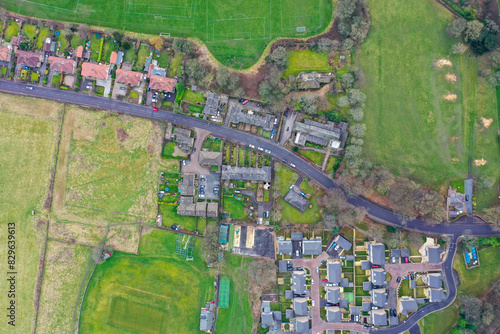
xmin=221 ymin=102 xmax=226 ymax=108
xmin=295 ymin=250 xmax=299 ymax=257
xmin=396 ymin=276 xmax=401 ymax=283
xmin=311 ymin=279 xmax=314 ymax=285
xmin=403 ymin=257 xmax=409 ymax=263
xmin=282 ymin=159 xmax=287 ymax=163
xmin=200 ymin=178 xmax=205 ymax=182
xmin=300 ymin=191 xmax=307 ymax=197
xmin=312 ymin=300 xmax=315 ymax=306
xmin=120 ymin=86 xmax=126 ymax=90
xmin=26 ymin=86 xmax=34 ymax=90
xmin=256 ymin=102 xmax=262 ymax=107
xmin=322 ymin=279 xmax=328 ymax=283
xmin=274 ymin=117 xmax=278 ymax=125
xmin=271 ymin=128 xmax=275 ymax=134
xmin=238 ymin=98 xmax=244 ymax=103
xmin=152 ymin=107 xmax=158 ymax=111
xmin=264 ymin=149 xmax=271 ymax=154
xmin=249 ymin=144 xmax=255 ymax=148
xmin=316 ymin=267 xmax=319 ymax=273
xmin=258 ymin=147 xmax=264 ymax=151
xmin=290 ymin=163 xmax=296 ymax=167
xmin=242 ymin=99 xmax=249 ymax=105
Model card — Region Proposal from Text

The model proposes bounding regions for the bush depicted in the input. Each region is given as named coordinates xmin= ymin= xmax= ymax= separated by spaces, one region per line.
xmin=174 ymin=82 xmax=185 ymax=104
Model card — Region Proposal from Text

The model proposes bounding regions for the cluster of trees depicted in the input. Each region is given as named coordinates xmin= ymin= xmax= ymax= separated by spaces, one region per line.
xmin=447 ymin=17 xmax=498 ymax=54
xmin=318 ymin=188 xmax=367 ymax=231
xmin=451 ymin=293 xmax=497 ymax=334
xmin=215 ymin=68 xmax=244 ymax=96
xmin=334 ymin=0 xmax=371 ymax=48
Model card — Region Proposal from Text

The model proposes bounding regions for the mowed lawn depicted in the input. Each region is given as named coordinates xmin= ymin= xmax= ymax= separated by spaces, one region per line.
xmin=3 ymin=0 xmax=333 ymax=68
xmin=284 ymin=50 xmax=333 ymax=77
xmin=0 ymin=94 xmax=62 ymax=333
xmin=358 ymin=0 xmax=500 ymax=209
xmin=80 ymin=229 xmax=214 ymax=334
xmin=419 ymin=300 xmax=458 ymax=334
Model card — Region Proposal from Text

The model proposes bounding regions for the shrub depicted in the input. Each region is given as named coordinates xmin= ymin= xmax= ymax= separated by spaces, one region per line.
xmin=174 ymin=82 xmax=185 ymax=104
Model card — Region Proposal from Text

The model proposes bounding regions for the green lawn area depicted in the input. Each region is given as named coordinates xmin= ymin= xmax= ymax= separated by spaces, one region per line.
xmin=37 ymin=27 xmax=51 ymax=50
xmin=155 ymin=50 xmax=170 ymax=68
xmin=299 ymin=149 xmax=324 ymax=166
xmin=80 ymin=229 xmax=214 ymax=334
xmin=279 ymin=197 xmax=322 ymax=224
xmin=136 ymin=44 xmax=149 ymax=70
xmin=284 ymin=50 xmax=333 ymax=77
xmin=0 ymin=95 xmax=62 ymax=332
xmin=168 ymin=53 xmax=184 ymax=77
xmin=453 ymin=246 xmax=500 ymax=297
xmin=89 ymin=35 xmax=102 ymax=61
xmin=223 ymin=196 xmax=247 ymax=221
xmin=5 ymin=0 xmax=333 ymax=69
xmin=358 ymin=0 xmax=500 ymax=211
xmin=449 ymin=179 xmax=465 ymax=193
xmin=70 ymin=33 xmax=83 ymax=49
xmin=398 ymin=279 xmax=413 ymax=297
xmin=5 ymin=20 xmax=19 ymax=42
xmin=158 ymin=203 xmax=198 ymax=232
xmin=216 ymin=253 xmax=256 ymax=334
xmin=419 ymin=300 xmax=458 ymax=334
xmin=202 ymin=136 xmax=222 ymax=152
xmin=55 ymin=30 xmax=69 ymax=51
xmin=23 ymin=24 xmax=37 ymax=40
xmin=183 ymin=90 xmax=205 ymax=104
xmin=275 ymin=164 xmax=299 ymax=196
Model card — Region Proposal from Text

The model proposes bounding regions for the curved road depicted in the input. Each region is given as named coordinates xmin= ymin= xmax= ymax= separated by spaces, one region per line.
xmin=1 ymin=80 xmax=498 ymax=236
xmin=0 ymin=81 xmax=493 ymax=332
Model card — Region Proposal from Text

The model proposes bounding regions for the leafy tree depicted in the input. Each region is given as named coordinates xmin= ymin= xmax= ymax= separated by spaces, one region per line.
xmin=149 ymin=36 xmax=165 ymax=50
xmin=334 ymin=0 xmax=358 ymax=21
xmin=173 ymin=38 xmax=195 ymax=56
xmin=348 ymin=108 xmax=363 ymax=122
xmin=347 ymin=89 xmax=366 ymax=108
xmin=350 ymin=123 xmax=366 ymax=137
xmin=341 ymin=73 xmax=355 ymax=89
xmin=451 ymin=43 xmax=468 ymax=54
xmin=447 ymin=18 xmax=467 ymax=38
xmin=484 ymin=206 xmax=500 ymax=227
xmin=185 ymin=59 xmax=208 ymax=83
xmin=268 ymin=46 xmax=288 ymax=69
xmin=363 ymin=166 xmax=394 ymax=195
xmin=489 ymin=50 xmax=500 ymax=68
xmin=350 ymin=17 xmax=370 ymax=45
xmin=342 ymin=38 xmax=355 ymax=50
xmin=464 ymin=20 xmax=484 ymax=42
xmin=259 ymin=68 xmax=289 ymax=104
xmin=460 ymin=295 xmax=482 ymax=324
xmin=298 ymin=96 xmax=317 ymax=115
xmin=327 ymin=110 xmax=343 ymax=122
xmin=121 ymin=41 xmax=132 ymax=50
xmin=337 ymin=96 xmax=350 ymax=107
xmin=111 ymin=31 xmax=123 ymax=42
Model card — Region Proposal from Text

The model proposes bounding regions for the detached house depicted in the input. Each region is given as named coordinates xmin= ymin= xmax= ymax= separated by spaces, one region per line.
xmin=16 ymin=50 xmax=43 ymax=68
xmin=82 ymin=62 xmax=109 ymax=80
xmin=116 ymin=69 xmax=143 ymax=87
xmin=48 ymin=57 xmax=76 ymax=74
xmin=0 ymin=46 xmax=13 ymax=62
xmin=149 ymin=75 xmax=176 ymax=93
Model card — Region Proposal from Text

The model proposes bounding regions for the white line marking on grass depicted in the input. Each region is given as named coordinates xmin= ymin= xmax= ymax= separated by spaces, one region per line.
xmin=93 ymin=279 xmax=172 ymax=300
xmin=18 ymin=0 xmax=78 ymax=13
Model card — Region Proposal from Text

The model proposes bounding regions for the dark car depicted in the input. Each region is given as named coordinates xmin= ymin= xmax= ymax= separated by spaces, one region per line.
xmin=238 ymin=98 xmax=244 ymax=103
xmin=200 ymin=178 xmax=205 ymax=182
xmin=282 ymin=159 xmax=288 ymax=163
xmin=396 ymin=276 xmax=401 ymax=283
xmin=256 ymin=102 xmax=262 ymax=107
xmin=465 ymin=195 xmax=469 ymax=201
xmin=221 ymin=102 xmax=226 ymax=108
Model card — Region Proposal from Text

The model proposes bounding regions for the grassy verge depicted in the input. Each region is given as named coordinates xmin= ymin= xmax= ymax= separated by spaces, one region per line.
xmin=299 ymin=149 xmax=324 ymax=166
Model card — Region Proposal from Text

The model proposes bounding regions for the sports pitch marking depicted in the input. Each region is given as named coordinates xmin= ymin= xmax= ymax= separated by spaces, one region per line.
xmin=14 ymin=0 xmax=80 ymax=13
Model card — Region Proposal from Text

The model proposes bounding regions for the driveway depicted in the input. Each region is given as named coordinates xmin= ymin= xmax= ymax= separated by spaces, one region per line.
xmin=279 ymin=109 xmax=297 ymax=145
xmin=181 ymin=128 xmax=211 ymax=175
xmin=385 ymin=263 xmax=442 ymax=289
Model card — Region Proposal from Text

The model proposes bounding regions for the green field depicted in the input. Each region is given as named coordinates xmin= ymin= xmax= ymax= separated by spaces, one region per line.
xmin=419 ymin=301 xmax=458 ymax=334
xmin=4 ymin=0 xmax=333 ymax=68
xmin=358 ymin=0 xmax=500 ymax=211
xmin=80 ymin=229 xmax=214 ymax=334
xmin=284 ymin=50 xmax=333 ymax=77
xmin=223 ymin=196 xmax=248 ymax=220
xmin=0 ymin=94 xmax=63 ymax=333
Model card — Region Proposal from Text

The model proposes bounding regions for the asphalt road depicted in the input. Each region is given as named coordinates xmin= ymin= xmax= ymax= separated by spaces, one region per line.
xmin=2 ymin=80 xmax=498 ymax=238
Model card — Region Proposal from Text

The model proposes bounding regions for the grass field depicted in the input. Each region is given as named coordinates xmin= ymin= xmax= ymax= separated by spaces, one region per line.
xmin=223 ymin=196 xmax=248 ymax=221
xmin=80 ymin=228 xmax=214 ymax=334
xmin=37 ymin=241 xmax=92 ymax=334
xmin=358 ymin=0 xmax=500 ymax=211
xmin=0 ymin=94 xmax=62 ymax=333
xmin=419 ymin=301 xmax=458 ymax=334
xmin=283 ymin=50 xmax=332 ymax=77
xmin=275 ymin=163 xmax=299 ymax=196
xmin=3 ymin=0 xmax=333 ymax=68
xmin=54 ymin=107 xmax=162 ymax=226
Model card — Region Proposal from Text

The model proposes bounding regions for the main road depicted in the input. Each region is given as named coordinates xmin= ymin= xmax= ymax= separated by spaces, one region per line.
xmin=1 ymin=80 xmax=498 ymax=237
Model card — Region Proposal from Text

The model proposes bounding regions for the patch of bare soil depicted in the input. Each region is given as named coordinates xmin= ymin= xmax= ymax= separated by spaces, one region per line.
xmin=116 ymin=128 xmax=129 ymax=143
xmin=449 ymin=136 xmax=459 ymax=142
xmin=444 ymin=93 xmax=458 ymax=101
xmin=475 ymin=159 xmax=488 ymax=166
xmin=481 ymin=117 xmax=493 ymax=128
xmin=451 ymin=158 xmax=459 ymax=162
xmin=446 ymin=74 xmax=457 ymax=82
xmin=435 ymin=59 xmax=453 ymax=68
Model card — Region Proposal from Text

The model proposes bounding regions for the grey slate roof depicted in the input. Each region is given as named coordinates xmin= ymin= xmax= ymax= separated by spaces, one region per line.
xmin=362 ymin=302 xmax=372 ymax=312
xmin=426 ymin=245 xmax=443 ymax=263
xmin=425 ymin=273 xmax=444 ymax=288
xmin=428 ymin=288 xmax=445 ymax=302
xmin=326 ymin=306 xmax=341 ymax=323
xmin=363 ymin=281 xmax=373 ymax=291
xmin=273 ymin=311 xmax=281 ymax=321
xmin=371 ymin=309 xmax=387 ymax=326
xmin=326 ymin=286 xmax=341 ymax=304
xmin=279 ymin=260 xmax=288 ymax=273
xmin=293 ymin=119 xmax=346 ymax=149
xmin=361 ymin=260 xmax=371 ymax=271
xmin=221 ymin=165 xmax=271 ymax=182
xmin=180 ymin=173 xmax=195 ymax=196
xmin=285 ymin=290 xmax=294 ymax=300
xmin=173 ymin=127 xmax=194 ymax=149
xmin=278 ymin=239 xmax=292 ymax=255
xmin=230 ymin=109 xmax=274 ymax=131
xmin=207 ymin=203 xmax=219 ymax=218
xmin=177 ymin=196 xmax=196 ymax=216
xmin=340 ymin=278 xmax=349 ymax=288
xmin=346 ymin=255 xmax=355 ymax=261
xmin=327 ymin=261 xmax=342 ymax=284
xmin=203 ymin=92 xmax=220 ymax=116
xmin=391 ymin=249 xmax=401 ymax=258
xmin=285 ymin=308 xmax=294 ymax=319
xmin=199 ymin=151 xmax=223 ymax=166
xmin=295 ymin=316 xmax=310 ymax=333
xmin=284 ymin=189 xmax=310 ymax=213
xmin=334 ymin=234 xmax=352 ymax=251
xmin=350 ymin=306 xmax=361 ymax=315
xmin=339 ymin=299 xmax=348 ymax=308
xmin=371 ymin=268 xmax=386 ymax=286
xmin=200 ymin=308 xmax=214 ymax=331
xmin=371 ymin=289 xmax=387 ymax=307
xmin=368 ymin=243 xmax=386 ymax=265
xmin=293 ymin=297 xmax=308 ymax=316
xmin=400 ymin=248 xmax=411 ymax=258
xmin=292 ymin=271 xmax=307 ymax=295
xmin=291 ymin=232 xmax=303 ymax=241
xmin=400 ymin=297 xmax=418 ymax=315
xmin=261 ymin=311 xmax=274 ymax=328
xmin=303 ymin=238 xmax=322 ymax=255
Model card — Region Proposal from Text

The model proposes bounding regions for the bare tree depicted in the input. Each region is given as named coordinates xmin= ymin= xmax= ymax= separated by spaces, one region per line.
xmin=78 ymin=24 xmax=90 ymax=40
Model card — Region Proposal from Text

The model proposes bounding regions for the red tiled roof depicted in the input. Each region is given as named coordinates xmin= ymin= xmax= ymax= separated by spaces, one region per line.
xmin=81 ymin=62 xmax=109 ymax=80
xmin=116 ymin=69 xmax=143 ymax=86
xmin=0 ymin=47 xmax=12 ymax=62
xmin=76 ymin=45 xmax=83 ymax=58
xmin=15 ymin=50 xmax=43 ymax=67
xmin=48 ymin=56 xmax=76 ymax=74
xmin=11 ymin=36 xmax=22 ymax=46
xmin=110 ymin=51 xmax=117 ymax=64
xmin=149 ymin=75 xmax=176 ymax=92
